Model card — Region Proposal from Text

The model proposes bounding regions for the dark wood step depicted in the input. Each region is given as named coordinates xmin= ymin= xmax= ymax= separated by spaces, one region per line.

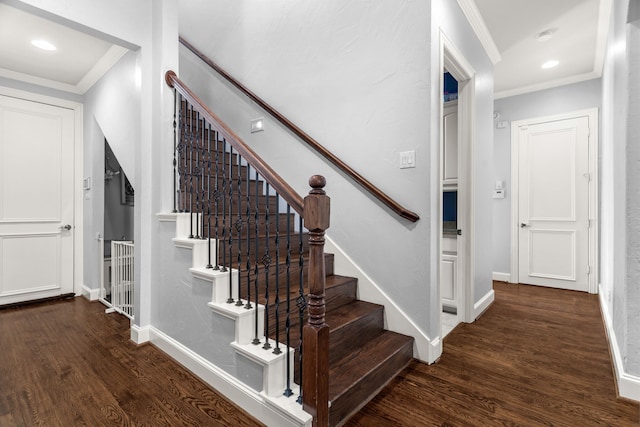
xmin=328 ymin=331 xmax=414 ymax=427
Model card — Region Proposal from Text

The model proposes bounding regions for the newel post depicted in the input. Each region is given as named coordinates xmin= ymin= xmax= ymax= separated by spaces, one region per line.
xmin=302 ymin=175 xmax=330 ymax=427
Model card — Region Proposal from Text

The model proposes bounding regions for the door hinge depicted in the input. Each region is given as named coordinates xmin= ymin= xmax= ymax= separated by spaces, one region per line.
xmin=587 ymin=266 xmax=591 ymax=275
xmin=583 ymin=173 xmax=591 ymax=182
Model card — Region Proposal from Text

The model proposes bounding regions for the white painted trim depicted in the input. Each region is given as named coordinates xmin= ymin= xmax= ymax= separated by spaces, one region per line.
xmin=0 ymin=86 xmax=84 ymax=300
xmin=456 ymin=0 xmax=501 ymax=64
xmin=81 ymin=285 xmax=100 ymax=301
xmin=440 ymin=30 xmax=477 ymax=325
xmin=0 ymin=46 xmax=128 ymax=95
xmin=510 ymin=109 xmax=599 ymax=293
xmin=130 ymin=324 xmax=150 ymax=345
xmin=156 ymin=212 xmax=177 ymax=222
xmin=599 ymin=285 xmax=640 ymax=402
xmin=325 ymin=236 xmax=438 ymax=363
xmin=0 ymin=67 xmax=83 ymax=94
xmin=492 ymin=272 xmax=511 ymax=282
xmin=495 ymin=72 xmax=600 ymax=100
xmin=149 ymin=326 xmax=310 ymax=427
xmin=594 ymin=0 xmax=613 ymax=76
xmin=77 ymin=45 xmax=129 ymax=93
xmin=473 ymin=289 xmax=494 ymax=319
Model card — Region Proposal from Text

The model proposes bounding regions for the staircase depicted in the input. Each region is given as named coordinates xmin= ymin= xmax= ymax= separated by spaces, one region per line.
xmin=168 ymin=72 xmax=414 ymax=426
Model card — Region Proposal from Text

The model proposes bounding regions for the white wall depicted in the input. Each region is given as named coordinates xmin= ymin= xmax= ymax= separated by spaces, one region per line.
xmin=626 ymin=14 xmax=640 ymax=378
xmin=492 ymin=79 xmax=602 ymax=276
xmin=83 ymin=50 xmax=140 ymax=293
xmin=601 ymin=0 xmax=640 ymax=398
xmin=178 ymin=0 xmax=494 ymax=347
xmin=14 ymin=0 xmax=179 ymax=330
xmin=433 ymin=0 xmax=495 ymax=325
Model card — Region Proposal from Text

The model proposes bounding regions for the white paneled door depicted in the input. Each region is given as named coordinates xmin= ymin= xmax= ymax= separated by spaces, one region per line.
xmin=0 ymin=95 xmax=74 ymax=305
xmin=517 ymin=116 xmax=590 ymax=292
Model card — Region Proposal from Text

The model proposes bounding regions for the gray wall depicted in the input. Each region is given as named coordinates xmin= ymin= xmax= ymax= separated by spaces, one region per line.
xmin=492 ymin=79 xmax=602 ymax=275
xmin=83 ymin=49 xmax=140 ymax=291
xmin=178 ymin=0 xmax=495 ymax=342
xmin=153 ymin=221 xmax=262 ymax=391
xmin=601 ymin=0 xmax=640 ymax=379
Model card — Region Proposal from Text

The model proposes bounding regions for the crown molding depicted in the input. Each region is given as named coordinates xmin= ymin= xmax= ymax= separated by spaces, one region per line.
xmin=77 ymin=45 xmax=129 ymax=93
xmin=494 ymin=71 xmax=600 ymax=100
xmin=457 ymin=0 xmax=501 ymax=65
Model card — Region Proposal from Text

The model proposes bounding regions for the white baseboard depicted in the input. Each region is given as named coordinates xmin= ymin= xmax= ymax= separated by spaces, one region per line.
xmin=325 ymin=236 xmax=438 ymax=363
xmin=599 ymin=285 xmax=640 ymax=402
xmin=474 ymin=289 xmax=495 ymax=319
xmin=149 ymin=327 xmax=310 ymax=427
xmin=81 ymin=285 xmax=100 ymax=301
xmin=492 ymin=272 xmax=511 ymax=282
xmin=130 ymin=324 xmax=150 ymax=345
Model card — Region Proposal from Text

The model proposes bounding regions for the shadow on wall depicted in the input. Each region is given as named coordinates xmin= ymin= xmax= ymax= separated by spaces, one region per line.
xmin=104 ymin=139 xmax=134 ymax=257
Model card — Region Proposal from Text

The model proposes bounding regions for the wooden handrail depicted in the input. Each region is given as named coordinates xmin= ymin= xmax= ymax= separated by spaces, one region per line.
xmin=165 ymin=70 xmax=304 ymax=216
xmin=179 ymin=36 xmax=420 ymax=223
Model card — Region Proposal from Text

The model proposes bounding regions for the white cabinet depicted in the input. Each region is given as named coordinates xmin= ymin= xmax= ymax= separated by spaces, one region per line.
xmin=441 ymin=235 xmax=457 ymax=311
xmin=443 ymin=101 xmax=458 ymax=185
xmin=441 ymin=253 xmax=457 ymax=310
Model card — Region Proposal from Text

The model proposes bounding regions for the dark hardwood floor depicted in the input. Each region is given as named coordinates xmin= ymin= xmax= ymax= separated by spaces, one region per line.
xmin=346 ymin=282 xmax=639 ymax=426
xmin=0 ymin=297 xmax=264 ymax=427
xmin=1 ymin=282 xmax=637 ymax=426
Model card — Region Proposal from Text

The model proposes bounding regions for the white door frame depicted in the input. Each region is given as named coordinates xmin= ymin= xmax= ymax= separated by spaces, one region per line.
xmin=0 ymin=86 xmax=84 ymax=297
xmin=510 ymin=108 xmax=598 ymax=293
xmin=439 ymin=31 xmax=476 ymax=324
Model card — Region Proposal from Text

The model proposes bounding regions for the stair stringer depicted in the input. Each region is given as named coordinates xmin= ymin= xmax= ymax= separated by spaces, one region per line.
xmin=324 ymin=235 xmax=441 ymax=363
xmin=170 ymin=213 xmax=312 ymax=425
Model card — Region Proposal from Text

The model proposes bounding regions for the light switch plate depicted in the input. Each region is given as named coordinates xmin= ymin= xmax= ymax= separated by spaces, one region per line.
xmin=250 ymin=117 xmax=264 ymax=133
xmin=399 ymin=150 xmax=416 ymax=169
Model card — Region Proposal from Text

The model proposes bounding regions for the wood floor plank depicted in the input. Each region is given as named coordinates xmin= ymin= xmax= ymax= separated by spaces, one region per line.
xmin=2 ymin=282 xmax=637 ymax=426
xmin=0 ymin=297 xmax=264 ymax=427
xmin=345 ymin=282 xmax=639 ymax=427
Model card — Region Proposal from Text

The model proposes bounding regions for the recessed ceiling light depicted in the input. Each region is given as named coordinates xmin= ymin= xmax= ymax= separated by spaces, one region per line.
xmin=542 ymin=60 xmax=559 ymax=69
xmin=31 ymin=39 xmax=57 ymax=51
xmin=536 ymin=29 xmax=556 ymax=42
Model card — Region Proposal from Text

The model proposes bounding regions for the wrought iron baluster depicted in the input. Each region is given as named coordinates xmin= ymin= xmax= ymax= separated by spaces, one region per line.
xmin=172 ymin=88 xmax=177 ymax=213
xmin=177 ymin=95 xmax=187 ymax=212
xmin=206 ymin=125 xmax=213 ymax=268
xmin=227 ymin=146 xmax=235 ymax=304
xmin=235 ymin=151 xmax=243 ymax=307
xmin=273 ymin=196 xmax=281 ymax=355
xmin=212 ymin=131 xmax=220 ymax=270
xmin=296 ymin=215 xmax=306 ymax=404
xmin=244 ymin=163 xmax=252 ymax=311
xmin=195 ymin=112 xmax=202 ymax=239
xmin=188 ymin=104 xmax=195 ymax=238
xmin=252 ymin=172 xmax=260 ymax=345
xmin=284 ymin=204 xmax=293 ymax=397
xmin=262 ymin=183 xmax=272 ymax=350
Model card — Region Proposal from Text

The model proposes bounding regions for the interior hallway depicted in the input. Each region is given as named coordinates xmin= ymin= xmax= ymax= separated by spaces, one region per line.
xmin=0 ymin=282 xmax=637 ymax=426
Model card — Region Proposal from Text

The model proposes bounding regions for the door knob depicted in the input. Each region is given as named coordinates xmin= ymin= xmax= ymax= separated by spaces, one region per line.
xmin=520 ymin=223 xmax=529 ymax=228
xmin=59 ymin=224 xmax=72 ymax=231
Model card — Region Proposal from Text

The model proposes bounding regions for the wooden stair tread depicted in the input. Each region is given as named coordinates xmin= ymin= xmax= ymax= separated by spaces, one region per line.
xmin=328 ymin=330 xmax=413 ymax=399
xmin=328 ymin=330 xmax=414 ymax=426
xmin=280 ymin=300 xmax=382 ymax=345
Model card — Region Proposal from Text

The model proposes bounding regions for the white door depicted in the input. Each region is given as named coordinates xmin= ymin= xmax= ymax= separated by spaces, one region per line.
xmin=517 ymin=116 xmax=590 ymax=291
xmin=0 ymin=95 xmax=75 ymax=305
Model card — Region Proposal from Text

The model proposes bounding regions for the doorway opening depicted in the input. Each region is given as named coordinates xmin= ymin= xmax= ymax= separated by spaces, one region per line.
xmin=439 ymin=32 xmax=476 ymax=342
xmin=101 ymin=139 xmax=134 ymax=309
